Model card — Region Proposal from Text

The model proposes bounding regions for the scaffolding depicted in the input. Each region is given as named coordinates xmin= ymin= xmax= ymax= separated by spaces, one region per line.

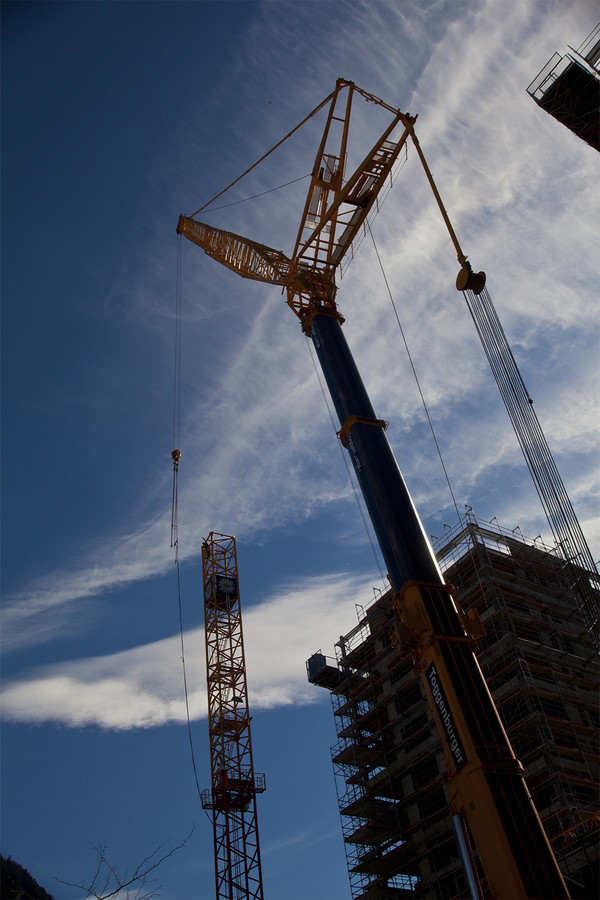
xmin=527 ymin=24 xmax=600 ymax=151
xmin=308 ymin=513 xmax=599 ymax=899
xmin=202 ymin=532 xmax=266 ymax=900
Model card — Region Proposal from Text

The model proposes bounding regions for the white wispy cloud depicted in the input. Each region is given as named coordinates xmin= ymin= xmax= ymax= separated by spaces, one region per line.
xmin=1 ymin=572 xmax=374 ymax=729
xmin=4 ymin=0 xmax=598 ymax=658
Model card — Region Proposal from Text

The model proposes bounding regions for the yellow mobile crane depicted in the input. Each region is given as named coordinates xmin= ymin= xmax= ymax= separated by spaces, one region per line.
xmin=178 ymin=79 xmax=568 ymax=899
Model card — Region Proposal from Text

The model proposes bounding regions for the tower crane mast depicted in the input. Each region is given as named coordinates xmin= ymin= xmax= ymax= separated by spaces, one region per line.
xmin=201 ymin=532 xmax=265 ymax=900
xmin=180 ymin=80 xmax=569 ymax=899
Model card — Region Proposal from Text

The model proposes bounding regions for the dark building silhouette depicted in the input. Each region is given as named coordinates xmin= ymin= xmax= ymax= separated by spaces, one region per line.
xmin=527 ymin=26 xmax=600 ymax=151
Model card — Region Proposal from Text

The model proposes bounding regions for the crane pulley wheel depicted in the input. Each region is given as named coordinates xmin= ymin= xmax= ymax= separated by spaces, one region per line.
xmin=456 ymin=263 xmax=486 ymax=295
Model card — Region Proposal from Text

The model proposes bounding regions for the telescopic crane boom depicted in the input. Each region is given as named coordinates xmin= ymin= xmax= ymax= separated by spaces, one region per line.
xmin=178 ymin=79 xmax=568 ymax=899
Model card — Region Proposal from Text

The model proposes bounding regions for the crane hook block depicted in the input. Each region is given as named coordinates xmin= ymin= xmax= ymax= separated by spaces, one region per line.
xmin=172 ymin=449 xmax=181 ymax=469
xmin=456 ymin=264 xmax=486 ymax=295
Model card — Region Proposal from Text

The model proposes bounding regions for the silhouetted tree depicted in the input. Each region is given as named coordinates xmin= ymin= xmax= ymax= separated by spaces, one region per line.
xmin=0 ymin=854 xmax=55 ymax=900
xmin=55 ymin=826 xmax=195 ymax=900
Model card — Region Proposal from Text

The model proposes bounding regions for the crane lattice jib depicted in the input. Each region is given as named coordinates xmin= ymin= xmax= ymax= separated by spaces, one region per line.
xmin=177 ymin=215 xmax=338 ymax=316
xmin=177 ymin=216 xmax=290 ymax=286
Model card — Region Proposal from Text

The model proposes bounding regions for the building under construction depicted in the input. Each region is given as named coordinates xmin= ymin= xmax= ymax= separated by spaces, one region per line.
xmin=308 ymin=512 xmax=599 ymax=899
xmin=527 ymin=25 xmax=600 ymax=151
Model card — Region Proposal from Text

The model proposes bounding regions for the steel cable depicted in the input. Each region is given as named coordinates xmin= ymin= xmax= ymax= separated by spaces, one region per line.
xmin=171 ymin=238 xmax=206 ymax=807
xmin=463 ymin=285 xmax=599 ymax=651
xmin=367 ymin=222 xmax=462 ymax=524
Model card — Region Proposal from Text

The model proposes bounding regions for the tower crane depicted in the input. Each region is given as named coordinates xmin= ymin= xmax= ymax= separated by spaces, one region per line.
xmin=178 ymin=79 xmax=569 ymax=899
xmin=201 ymin=531 xmax=265 ymax=900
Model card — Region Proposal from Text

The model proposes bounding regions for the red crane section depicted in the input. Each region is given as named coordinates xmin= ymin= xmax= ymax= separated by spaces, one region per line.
xmin=201 ymin=532 xmax=265 ymax=900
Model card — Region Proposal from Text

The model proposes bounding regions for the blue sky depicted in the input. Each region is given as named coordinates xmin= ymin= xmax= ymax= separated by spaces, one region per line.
xmin=1 ymin=1 xmax=598 ymax=898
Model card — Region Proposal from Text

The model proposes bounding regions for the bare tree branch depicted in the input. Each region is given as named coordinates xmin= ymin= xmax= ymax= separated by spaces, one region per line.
xmin=56 ymin=825 xmax=195 ymax=900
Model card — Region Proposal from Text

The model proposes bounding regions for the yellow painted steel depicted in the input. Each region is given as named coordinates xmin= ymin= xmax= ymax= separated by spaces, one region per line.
xmin=181 ymin=80 xmax=569 ymax=900
xmin=178 ymin=80 xmax=415 ymax=322
xmin=393 ymin=581 xmax=569 ymax=899
xmin=176 ymin=217 xmax=290 ymax=285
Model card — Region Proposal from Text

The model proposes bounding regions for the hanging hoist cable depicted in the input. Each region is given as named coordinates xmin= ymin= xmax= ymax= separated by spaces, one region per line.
xmin=368 ymin=223 xmax=493 ymax=611
xmin=461 ymin=281 xmax=600 ymax=651
xmin=175 ymin=550 xmax=204 ymax=806
xmin=409 ymin=130 xmax=599 ymax=651
xmin=171 ymin=449 xmax=181 ymax=560
xmin=170 ymin=236 xmax=205 ymax=806
xmin=367 ymin=221 xmax=462 ymax=524
xmin=171 ymin=237 xmax=183 ymax=560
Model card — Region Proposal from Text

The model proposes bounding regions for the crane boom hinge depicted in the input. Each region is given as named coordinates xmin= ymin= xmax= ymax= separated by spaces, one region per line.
xmin=300 ymin=299 xmax=344 ymax=334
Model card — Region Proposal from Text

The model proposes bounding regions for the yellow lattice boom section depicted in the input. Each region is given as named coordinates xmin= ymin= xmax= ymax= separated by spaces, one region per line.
xmin=177 ymin=216 xmax=290 ymax=285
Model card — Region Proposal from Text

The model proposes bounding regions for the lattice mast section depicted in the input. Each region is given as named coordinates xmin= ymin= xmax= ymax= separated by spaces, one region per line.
xmin=201 ymin=532 xmax=265 ymax=900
